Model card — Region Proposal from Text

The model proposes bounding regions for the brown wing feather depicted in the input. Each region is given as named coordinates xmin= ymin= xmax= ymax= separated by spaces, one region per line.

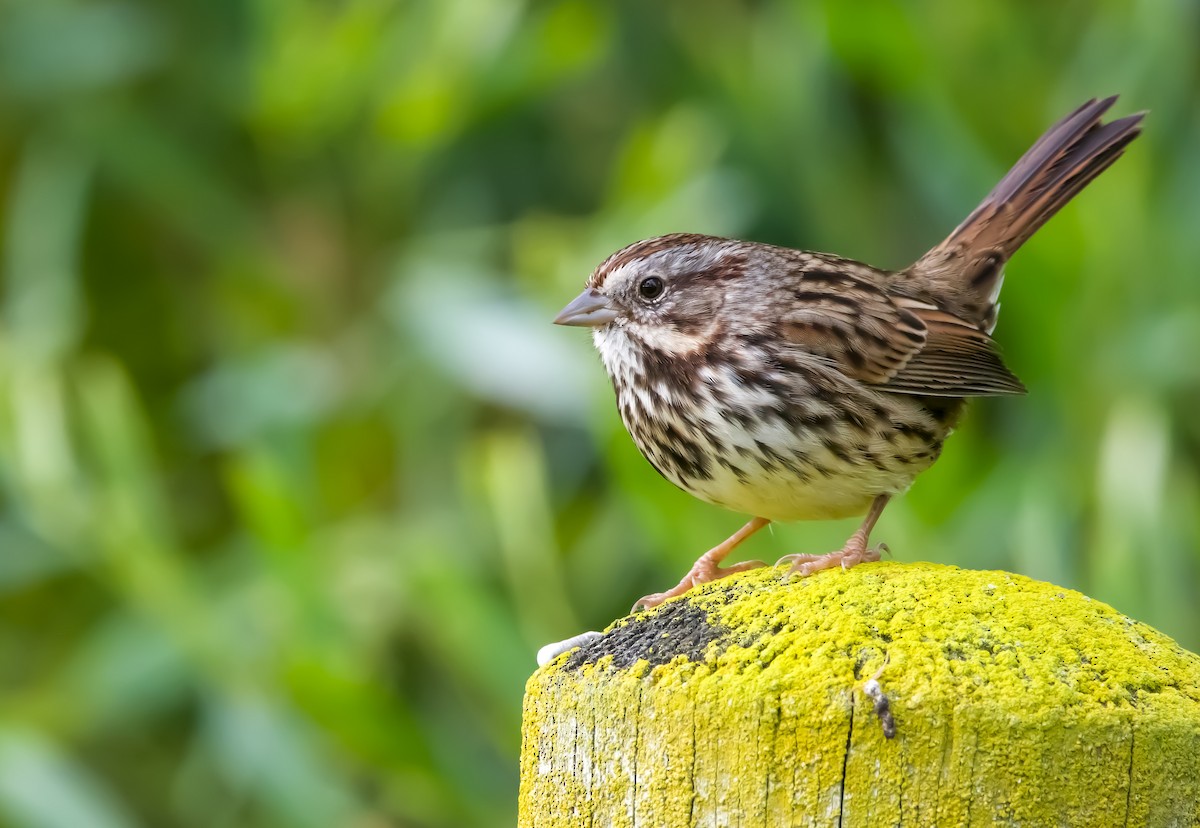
xmin=778 ymin=268 xmax=927 ymax=384
xmin=779 ymin=274 xmax=1025 ymax=397
xmin=882 ymin=305 xmax=1026 ymax=397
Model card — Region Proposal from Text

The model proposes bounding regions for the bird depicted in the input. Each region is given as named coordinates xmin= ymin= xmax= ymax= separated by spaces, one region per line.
xmin=554 ymin=97 xmax=1143 ymax=611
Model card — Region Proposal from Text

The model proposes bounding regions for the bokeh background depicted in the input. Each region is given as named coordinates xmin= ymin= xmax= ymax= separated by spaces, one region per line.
xmin=0 ymin=1 xmax=1198 ymax=826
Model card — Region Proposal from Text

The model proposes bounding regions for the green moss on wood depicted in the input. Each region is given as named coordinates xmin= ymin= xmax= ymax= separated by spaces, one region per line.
xmin=520 ymin=562 xmax=1200 ymax=827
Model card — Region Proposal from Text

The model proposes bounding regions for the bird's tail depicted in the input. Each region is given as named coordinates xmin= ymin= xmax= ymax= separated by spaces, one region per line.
xmin=907 ymin=96 xmax=1144 ymax=331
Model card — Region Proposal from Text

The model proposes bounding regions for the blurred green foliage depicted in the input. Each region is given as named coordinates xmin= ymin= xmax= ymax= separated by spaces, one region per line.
xmin=0 ymin=0 xmax=1197 ymax=825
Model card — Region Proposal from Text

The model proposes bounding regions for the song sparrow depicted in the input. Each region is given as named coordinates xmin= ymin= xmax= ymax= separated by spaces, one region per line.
xmin=555 ymin=97 xmax=1143 ymax=611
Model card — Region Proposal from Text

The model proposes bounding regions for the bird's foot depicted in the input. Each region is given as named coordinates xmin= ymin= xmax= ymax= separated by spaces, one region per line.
xmin=777 ymin=541 xmax=887 ymax=579
xmin=632 ymin=557 xmax=765 ymax=613
xmin=631 ymin=517 xmax=771 ymax=612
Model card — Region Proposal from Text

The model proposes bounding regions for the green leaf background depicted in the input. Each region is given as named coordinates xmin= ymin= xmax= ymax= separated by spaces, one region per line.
xmin=0 ymin=1 xmax=1197 ymax=826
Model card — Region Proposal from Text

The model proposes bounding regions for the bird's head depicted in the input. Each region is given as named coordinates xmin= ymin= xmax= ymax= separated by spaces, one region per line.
xmin=554 ymin=234 xmax=746 ymax=360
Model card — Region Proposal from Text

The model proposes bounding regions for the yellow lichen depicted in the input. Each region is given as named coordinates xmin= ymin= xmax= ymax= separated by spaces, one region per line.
xmin=519 ymin=562 xmax=1200 ymax=827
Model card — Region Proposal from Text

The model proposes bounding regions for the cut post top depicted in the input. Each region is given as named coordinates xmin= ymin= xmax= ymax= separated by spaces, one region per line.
xmin=521 ymin=562 xmax=1200 ymax=828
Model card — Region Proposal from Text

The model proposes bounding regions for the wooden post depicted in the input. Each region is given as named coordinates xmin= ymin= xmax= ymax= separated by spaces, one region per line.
xmin=519 ymin=562 xmax=1200 ymax=827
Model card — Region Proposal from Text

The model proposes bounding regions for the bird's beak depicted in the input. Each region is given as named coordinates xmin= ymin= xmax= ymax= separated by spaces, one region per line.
xmin=553 ymin=288 xmax=618 ymax=327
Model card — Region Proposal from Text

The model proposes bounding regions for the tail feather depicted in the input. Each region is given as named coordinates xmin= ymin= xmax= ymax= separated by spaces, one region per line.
xmin=907 ymin=96 xmax=1144 ymax=330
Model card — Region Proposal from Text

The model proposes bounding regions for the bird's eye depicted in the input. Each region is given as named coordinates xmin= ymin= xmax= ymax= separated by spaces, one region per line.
xmin=638 ymin=276 xmax=665 ymax=301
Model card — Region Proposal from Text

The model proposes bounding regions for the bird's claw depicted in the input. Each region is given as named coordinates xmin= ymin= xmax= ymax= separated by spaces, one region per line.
xmin=632 ymin=558 xmax=766 ymax=613
xmin=777 ymin=543 xmax=886 ymax=579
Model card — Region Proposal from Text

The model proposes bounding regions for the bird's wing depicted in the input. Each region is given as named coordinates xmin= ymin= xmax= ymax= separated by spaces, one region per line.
xmin=884 ymin=302 xmax=1026 ymax=397
xmin=778 ymin=267 xmax=1024 ymax=397
xmin=777 ymin=267 xmax=928 ymax=384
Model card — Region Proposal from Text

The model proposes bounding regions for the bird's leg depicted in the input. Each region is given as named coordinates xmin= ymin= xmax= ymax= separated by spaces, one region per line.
xmin=777 ymin=495 xmax=891 ymax=578
xmin=633 ymin=517 xmax=770 ymax=612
